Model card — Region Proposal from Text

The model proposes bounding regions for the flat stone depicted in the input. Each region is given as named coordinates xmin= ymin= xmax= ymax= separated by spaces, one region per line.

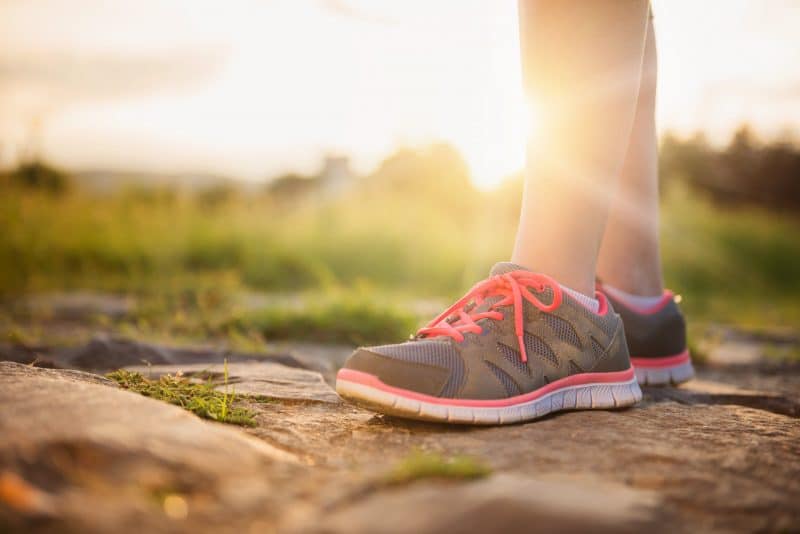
xmin=5 ymin=293 xmax=800 ymax=533
xmin=701 ymin=324 xmax=800 ymax=366
xmin=67 ymin=334 xmax=174 ymax=369
xmin=124 ymin=361 xmax=341 ymax=404
xmin=0 ymin=362 xmax=301 ymax=533
xmin=0 ymin=334 xmax=308 ymax=373
xmin=0 ymin=361 xmax=116 ymax=387
xmin=707 ymin=340 xmax=764 ymax=365
xmin=3 ymin=344 xmax=800 ymax=533
xmin=273 ymin=342 xmax=354 ymax=384
xmin=309 ymin=474 xmax=662 ymax=534
xmin=695 ymin=363 xmax=800 ymax=402
xmin=646 ymin=377 xmax=800 ymax=418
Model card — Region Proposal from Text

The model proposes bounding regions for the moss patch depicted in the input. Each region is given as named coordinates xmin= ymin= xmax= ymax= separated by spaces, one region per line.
xmin=385 ymin=451 xmax=491 ymax=485
xmin=107 ymin=365 xmax=256 ymax=427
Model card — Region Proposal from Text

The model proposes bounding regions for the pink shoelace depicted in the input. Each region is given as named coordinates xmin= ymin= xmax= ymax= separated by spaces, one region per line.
xmin=417 ymin=270 xmax=563 ymax=363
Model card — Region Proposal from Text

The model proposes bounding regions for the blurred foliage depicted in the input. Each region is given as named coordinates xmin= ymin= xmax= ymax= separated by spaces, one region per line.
xmin=221 ymin=290 xmax=419 ymax=345
xmin=1 ymin=129 xmax=799 ymax=344
xmin=267 ymin=172 xmax=318 ymax=199
xmin=385 ymin=451 xmax=491 ymax=485
xmin=660 ymin=126 xmax=800 ymax=211
xmin=1 ymin=160 xmax=71 ymax=194
xmin=195 ymin=182 xmax=240 ymax=209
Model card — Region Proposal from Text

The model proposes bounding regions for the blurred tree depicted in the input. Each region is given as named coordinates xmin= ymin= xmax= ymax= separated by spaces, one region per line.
xmin=659 ymin=132 xmax=715 ymax=193
xmin=267 ymin=172 xmax=319 ymax=199
xmin=120 ymin=183 xmax=178 ymax=205
xmin=196 ymin=182 xmax=238 ymax=208
xmin=719 ymin=125 xmax=760 ymax=201
xmin=659 ymin=127 xmax=800 ymax=212
xmin=7 ymin=160 xmax=71 ymax=194
xmin=758 ymin=140 xmax=800 ymax=210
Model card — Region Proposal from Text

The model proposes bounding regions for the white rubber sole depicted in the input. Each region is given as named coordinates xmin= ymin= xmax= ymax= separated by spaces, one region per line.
xmin=336 ymin=376 xmax=643 ymax=425
xmin=634 ymin=360 xmax=695 ymax=386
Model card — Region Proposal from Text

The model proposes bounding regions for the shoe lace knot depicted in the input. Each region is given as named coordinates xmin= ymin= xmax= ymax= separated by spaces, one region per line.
xmin=417 ymin=270 xmax=562 ymax=363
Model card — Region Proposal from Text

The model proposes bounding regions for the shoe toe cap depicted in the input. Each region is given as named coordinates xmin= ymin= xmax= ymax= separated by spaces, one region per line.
xmin=340 ymin=342 xmax=455 ymax=397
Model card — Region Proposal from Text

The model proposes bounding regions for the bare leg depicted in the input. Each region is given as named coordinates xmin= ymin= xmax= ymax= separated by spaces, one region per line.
xmin=596 ymin=15 xmax=663 ymax=296
xmin=512 ymin=0 xmax=651 ymax=296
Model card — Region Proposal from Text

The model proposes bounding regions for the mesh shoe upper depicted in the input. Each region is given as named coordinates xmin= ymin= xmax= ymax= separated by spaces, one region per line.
xmin=342 ymin=263 xmax=632 ymax=400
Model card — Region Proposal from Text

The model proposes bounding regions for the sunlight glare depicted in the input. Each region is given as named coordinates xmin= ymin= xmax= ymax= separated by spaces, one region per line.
xmin=1 ymin=0 xmax=798 ymax=187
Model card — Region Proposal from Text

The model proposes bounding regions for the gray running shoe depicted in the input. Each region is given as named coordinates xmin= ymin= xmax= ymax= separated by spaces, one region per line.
xmin=336 ymin=263 xmax=642 ymax=425
xmin=597 ymin=282 xmax=694 ymax=386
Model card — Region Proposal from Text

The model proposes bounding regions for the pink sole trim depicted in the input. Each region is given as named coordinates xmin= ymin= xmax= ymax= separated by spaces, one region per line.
xmin=336 ymin=366 xmax=636 ymax=408
xmin=630 ymin=350 xmax=691 ymax=369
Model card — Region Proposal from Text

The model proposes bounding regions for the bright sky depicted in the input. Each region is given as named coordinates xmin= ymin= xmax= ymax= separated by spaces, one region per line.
xmin=1 ymin=0 xmax=799 ymax=188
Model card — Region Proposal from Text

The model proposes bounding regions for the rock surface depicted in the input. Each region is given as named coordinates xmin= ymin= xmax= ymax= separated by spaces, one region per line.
xmin=311 ymin=473 xmax=662 ymax=534
xmin=0 ymin=362 xmax=301 ymax=533
xmin=124 ymin=361 xmax=341 ymax=404
xmin=0 ymin=334 xmax=322 ymax=374
xmin=2 ymin=350 xmax=800 ymax=533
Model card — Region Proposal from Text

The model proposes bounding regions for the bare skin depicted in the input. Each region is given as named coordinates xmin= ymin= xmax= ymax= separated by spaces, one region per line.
xmin=596 ymin=15 xmax=664 ymax=296
xmin=512 ymin=0 xmax=658 ymax=297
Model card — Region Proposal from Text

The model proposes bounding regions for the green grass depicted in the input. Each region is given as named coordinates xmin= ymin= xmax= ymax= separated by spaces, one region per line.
xmin=659 ymin=183 xmax=800 ymax=329
xmin=121 ymin=285 xmax=422 ymax=346
xmin=2 ymin=169 xmax=799 ymax=344
xmin=222 ymin=290 xmax=419 ymax=345
xmin=385 ymin=451 xmax=492 ymax=485
xmin=0 ymin=185 xmax=489 ymax=298
xmin=107 ymin=362 xmax=256 ymax=427
xmin=762 ymin=343 xmax=800 ymax=363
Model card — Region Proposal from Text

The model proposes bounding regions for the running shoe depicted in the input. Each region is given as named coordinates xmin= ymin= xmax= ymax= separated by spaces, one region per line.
xmin=336 ymin=263 xmax=642 ymax=424
xmin=597 ymin=282 xmax=694 ymax=386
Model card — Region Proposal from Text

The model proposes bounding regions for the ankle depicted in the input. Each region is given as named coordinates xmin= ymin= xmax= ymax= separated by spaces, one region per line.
xmin=600 ymin=276 xmax=663 ymax=297
xmin=509 ymin=255 xmax=596 ymax=297
xmin=596 ymin=258 xmax=663 ymax=297
xmin=600 ymin=283 xmax=667 ymax=312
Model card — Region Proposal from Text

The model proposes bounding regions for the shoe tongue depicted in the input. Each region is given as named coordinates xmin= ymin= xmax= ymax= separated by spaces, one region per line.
xmin=489 ymin=262 xmax=533 ymax=277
